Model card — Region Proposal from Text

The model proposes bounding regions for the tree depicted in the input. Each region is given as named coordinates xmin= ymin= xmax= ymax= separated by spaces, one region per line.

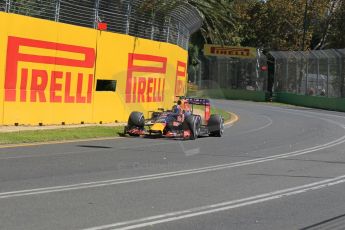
xmin=324 ymin=0 xmax=345 ymax=48
xmin=233 ymin=0 xmax=335 ymax=51
xmin=140 ymin=0 xmax=236 ymax=45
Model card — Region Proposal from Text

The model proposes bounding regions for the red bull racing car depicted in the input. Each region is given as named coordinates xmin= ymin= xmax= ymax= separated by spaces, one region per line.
xmin=123 ymin=98 xmax=224 ymax=140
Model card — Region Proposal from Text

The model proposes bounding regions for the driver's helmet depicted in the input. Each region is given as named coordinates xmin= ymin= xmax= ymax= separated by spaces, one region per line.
xmin=172 ymin=105 xmax=179 ymax=114
xmin=172 ymin=100 xmax=182 ymax=114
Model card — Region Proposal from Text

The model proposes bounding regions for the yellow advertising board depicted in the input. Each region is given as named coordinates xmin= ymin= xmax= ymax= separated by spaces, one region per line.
xmin=204 ymin=44 xmax=257 ymax=59
xmin=0 ymin=12 xmax=188 ymax=125
xmin=94 ymin=33 xmax=187 ymax=122
xmin=0 ymin=13 xmax=7 ymax=124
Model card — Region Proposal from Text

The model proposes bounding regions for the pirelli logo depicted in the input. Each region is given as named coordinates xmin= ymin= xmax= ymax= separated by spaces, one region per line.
xmin=4 ymin=36 xmax=95 ymax=103
xmin=211 ymin=47 xmax=250 ymax=56
xmin=126 ymin=54 xmax=167 ymax=103
xmin=175 ymin=61 xmax=186 ymax=97
xmin=204 ymin=44 xmax=257 ymax=58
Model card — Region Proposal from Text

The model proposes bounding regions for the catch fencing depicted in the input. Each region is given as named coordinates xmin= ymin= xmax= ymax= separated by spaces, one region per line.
xmin=1 ymin=0 xmax=203 ymax=50
xmin=270 ymin=49 xmax=345 ymax=98
xmin=199 ymin=53 xmax=268 ymax=92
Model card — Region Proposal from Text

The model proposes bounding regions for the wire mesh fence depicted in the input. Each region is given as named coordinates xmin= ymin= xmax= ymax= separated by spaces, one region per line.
xmin=1 ymin=0 xmax=203 ymax=50
xmin=197 ymin=54 xmax=268 ymax=92
xmin=0 ymin=0 xmax=6 ymax=11
xmin=5 ymin=0 xmax=56 ymax=20
xmin=270 ymin=49 xmax=345 ymax=98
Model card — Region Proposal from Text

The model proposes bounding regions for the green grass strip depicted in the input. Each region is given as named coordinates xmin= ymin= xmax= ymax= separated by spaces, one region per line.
xmin=192 ymin=105 xmax=231 ymax=122
xmin=0 ymin=126 xmax=124 ymax=145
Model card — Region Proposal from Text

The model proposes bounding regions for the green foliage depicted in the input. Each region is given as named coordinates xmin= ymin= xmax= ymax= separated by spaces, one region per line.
xmin=230 ymin=0 xmax=345 ymax=51
xmin=325 ymin=0 xmax=345 ymax=48
xmin=140 ymin=0 xmax=236 ymax=45
xmin=141 ymin=0 xmax=345 ymax=52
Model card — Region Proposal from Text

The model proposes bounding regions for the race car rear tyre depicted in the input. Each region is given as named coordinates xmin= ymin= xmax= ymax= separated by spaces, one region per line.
xmin=208 ymin=114 xmax=224 ymax=137
xmin=184 ymin=115 xmax=200 ymax=140
xmin=194 ymin=115 xmax=201 ymax=137
xmin=128 ymin=111 xmax=145 ymax=128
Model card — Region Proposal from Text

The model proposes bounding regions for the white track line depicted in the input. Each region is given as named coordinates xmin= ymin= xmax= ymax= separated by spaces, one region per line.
xmin=237 ymin=115 xmax=273 ymax=135
xmin=83 ymin=174 xmax=345 ymax=230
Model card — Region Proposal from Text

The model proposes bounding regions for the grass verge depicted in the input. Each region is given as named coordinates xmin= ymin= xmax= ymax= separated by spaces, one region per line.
xmin=0 ymin=107 xmax=232 ymax=145
xmin=212 ymin=107 xmax=231 ymax=122
xmin=0 ymin=126 xmax=124 ymax=145
xmin=193 ymin=105 xmax=231 ymax=122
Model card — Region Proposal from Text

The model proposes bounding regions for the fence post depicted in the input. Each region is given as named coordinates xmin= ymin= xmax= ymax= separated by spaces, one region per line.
xmin=327 ymin=56 xmax=330 ymax=97
xmin=226 ymin=61 xmax=229 ymax=88
xmin=273 ymin=59 xmax=277 ymax=96
xmin=150 ymin=20 xmax=154 ymax=40
xmin=317 ymin=56 xmax=320 ymax=95
xmin=166 ymin=17 xmax=171 ymax=43
xmin=125 ymin=1 xmax=132 ymax=34
xmin=320 ymin=50 xmax=330 ymax=97
xmin=5 ymin=0 xmax=10 ymax=12
xmin=305 ymin=57 xmax=309 ymax=95
xmin=93 ymin=0 xmax=100 ymax=29
xmin=177 ymin=22 xmax=180 ymax=46
xmin=340 ymin=54 xmax=344 ymax=97
xmin=256 ymin=49 xmax=261 ymax=90
xmin=285 ymin=58 xmax=289 ymax=92
xmin=55 ymin=0 xmax=60 ymax=22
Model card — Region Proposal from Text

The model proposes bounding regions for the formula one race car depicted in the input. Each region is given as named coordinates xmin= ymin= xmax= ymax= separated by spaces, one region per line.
xmin=123 ymin=97 xmax=224 ymax=140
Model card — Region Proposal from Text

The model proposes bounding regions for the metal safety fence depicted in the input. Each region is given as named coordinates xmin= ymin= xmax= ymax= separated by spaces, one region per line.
xmin=0 ymin=0 xmax=203 ymax=50
xmin=270 ymin=49 xmax=345 ymax=98
xmin=198 ymin=54 xmax=268 ymax=92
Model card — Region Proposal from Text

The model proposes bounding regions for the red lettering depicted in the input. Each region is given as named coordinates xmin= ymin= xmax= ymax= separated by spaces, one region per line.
xmin=30 ymin=69 xmax=48 ymax=102
xmin=76 ymin=73 xmax=86 ymax=103
xmin=132 ymin=77 xmax=137 ymax=103
xmin=137 ymin=77 xmax=146 ymax=103
xmin=157 ymin=78 xmax=162 ymax=102
xmin=153 ymin=78 xmax=157 ymax=102
xmin=65 ymin=72 xmax=75 ymax=103
xmin=87 ymin=74 xmax=93 ymax=103
xmin=5 ymin=36 xmax=95 ymax=102
xmin=50 ymin=71 xmax=63 ymax=103
xmin=175 ymin=61 xmax=186 ymax=97
xmin=162 ymin=79 xmax=165 ymax=101
xmin=147 ymin=78 xmax=153 ymax=102
xmin=20 ymin=68 xmax=28 ymax=102
xmin=126 ymin=53 xmax=167 ymax=103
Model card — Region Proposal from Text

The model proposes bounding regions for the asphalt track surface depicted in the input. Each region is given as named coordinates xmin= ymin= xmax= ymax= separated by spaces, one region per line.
xmin=2 ymin=100 xmax=345 ymax=230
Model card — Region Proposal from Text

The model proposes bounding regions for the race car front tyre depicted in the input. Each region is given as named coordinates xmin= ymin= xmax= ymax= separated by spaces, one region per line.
xmin=208 ymin=114 xmax=224 ymax=137
xmin=128 ymin=111 xmax=145 ymax=128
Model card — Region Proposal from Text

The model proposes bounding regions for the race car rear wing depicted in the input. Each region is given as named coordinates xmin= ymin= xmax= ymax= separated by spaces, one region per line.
xmin=185 ymin=97 xmax=210 ymax=106
xmin=178 ymin=97 xmax=211 ymax=122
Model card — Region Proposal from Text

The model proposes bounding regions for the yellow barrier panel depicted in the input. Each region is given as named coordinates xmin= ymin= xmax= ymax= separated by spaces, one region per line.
xmin=0 ymin=12 xmax=188 ymax=125
xmin=0 ymin=13 xmax=7 ymax=124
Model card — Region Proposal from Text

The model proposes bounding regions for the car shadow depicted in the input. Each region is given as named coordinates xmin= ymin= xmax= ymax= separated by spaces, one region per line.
xmin=77 ymin=145 xmax=112 ymax=149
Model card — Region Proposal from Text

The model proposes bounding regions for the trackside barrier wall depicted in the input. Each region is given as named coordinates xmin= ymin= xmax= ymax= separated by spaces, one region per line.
xmin=0 ymin=12 xmax=188 ymax=125
xmin=275 ymin=92 xmax=345 ymax=112
xmin=189 ymin=89 xmax=267 ymax=102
